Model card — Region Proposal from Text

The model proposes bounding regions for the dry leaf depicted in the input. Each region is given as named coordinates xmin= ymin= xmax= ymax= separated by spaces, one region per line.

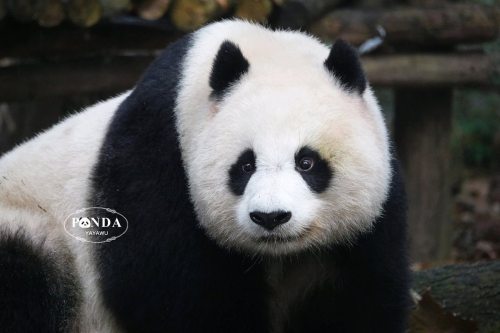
xmin=410 ymin=290 xmax=478 ymax=333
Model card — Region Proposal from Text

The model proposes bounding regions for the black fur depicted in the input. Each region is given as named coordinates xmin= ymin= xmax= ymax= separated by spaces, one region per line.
xmin=324 ymin=39 xmax=366 ymax=94
xmin=90 ymin=35 xmax=267 ymax=333
xmin=295 ymin=146 xmax=332 ymax=193
xmin=209 ymin=41 xmax=250 ymax=99
xmin=283 ymin=159 xmax=410 ymax=333
xmin=228 ymin=149 xmax=256 ymax=195
xmin=0 ymin=230 xmax=80 ymax=333
xmin=90 ymin=34 xmax=409 ymax=332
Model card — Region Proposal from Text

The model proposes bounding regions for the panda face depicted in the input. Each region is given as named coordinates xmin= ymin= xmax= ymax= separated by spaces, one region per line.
xmin=177 ymin=21 xmax=391 ymax=255
xmin=188 ymin=86 xmax=389 ymax=255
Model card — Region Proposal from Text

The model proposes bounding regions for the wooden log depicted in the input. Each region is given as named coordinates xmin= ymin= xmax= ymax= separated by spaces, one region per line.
xmin=169 ymin=0 xmax=225 ymax=32
xmin=6 ymin=0 xmax=37 ymax=22
xmin=310 ymin=4 xmax=500 ymax=47
xmin=394 ymin=88 xmax=453 ymax=262
xmin=363 ymin=54 xmax=500 ymax=88
xmin=136 ymin=0 xmax=170 ymax=21
xmin=101 ymin=0 xmax=132 ymax=17
xmin=356 ymin=0 xmax=406 ymax=8
xmin=35 ymin=0 xmax=65 ymax=27
xmin=410 ymin=290 xmax=478 ymax=333
xmin=412 ymin=261 xmax=500 ymax=332
xmin=234 ymin=0 xmax=273 ymax=24
xmin=271 ymin=0 xmax=342 ymax=29
xmin=0 ymin=0 xmax=6 ymax=20
xmin=66 ymin=0 xmax=102 ymax=27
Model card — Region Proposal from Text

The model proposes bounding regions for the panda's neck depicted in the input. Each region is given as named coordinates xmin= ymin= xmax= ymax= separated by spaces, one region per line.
xmin=265 ymin=252 xmax=335 ymax=333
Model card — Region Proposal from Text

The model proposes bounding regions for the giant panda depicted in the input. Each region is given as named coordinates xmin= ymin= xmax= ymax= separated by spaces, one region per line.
xmin=0 ymin=20 xmax=410 ymax=333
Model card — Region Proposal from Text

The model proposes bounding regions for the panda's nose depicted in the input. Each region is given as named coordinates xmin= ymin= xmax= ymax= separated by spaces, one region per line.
xmin=249 ymin=211 xmax=292 ymax=230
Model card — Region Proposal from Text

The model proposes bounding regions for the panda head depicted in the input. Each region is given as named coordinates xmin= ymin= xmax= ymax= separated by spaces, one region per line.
xmin=177 ymin=22 xmax=391 ymax=256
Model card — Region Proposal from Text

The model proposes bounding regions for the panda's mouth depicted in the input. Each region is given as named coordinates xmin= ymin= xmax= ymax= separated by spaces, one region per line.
xmin=251 ymin=225 xmax=316 ymax=244
xmin=255 ymin=234 xmax=303 ymax=243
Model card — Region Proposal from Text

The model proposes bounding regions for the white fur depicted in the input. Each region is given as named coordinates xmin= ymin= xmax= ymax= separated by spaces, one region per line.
xmin=0 ymin=92 xmax=130 ymax=332
xmin=177 ymin=21 xmax=391 ymax=255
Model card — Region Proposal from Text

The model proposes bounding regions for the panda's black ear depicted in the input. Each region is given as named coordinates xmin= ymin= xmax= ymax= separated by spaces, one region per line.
xmin=324 ymin=39 xmax=366 ymax=94
xmin=210 ymin=41 xmax=250 ymax=99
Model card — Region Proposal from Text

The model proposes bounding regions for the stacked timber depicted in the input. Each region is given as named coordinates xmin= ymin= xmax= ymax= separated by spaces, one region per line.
xmin=0 ymin=0 xmax=340 ymax=29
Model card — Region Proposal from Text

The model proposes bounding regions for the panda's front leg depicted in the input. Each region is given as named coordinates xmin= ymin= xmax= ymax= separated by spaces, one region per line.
xmin=0 ymin=228 xmax=81 ymax=333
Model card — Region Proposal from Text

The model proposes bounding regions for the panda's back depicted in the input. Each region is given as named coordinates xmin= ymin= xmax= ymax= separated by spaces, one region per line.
xmin=0 ymin=92 xmax=129 ymax=224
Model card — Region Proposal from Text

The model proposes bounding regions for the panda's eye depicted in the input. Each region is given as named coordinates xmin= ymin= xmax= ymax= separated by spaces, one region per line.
xmin=241 ymin=163 xmax=254 ymax=173
xmin=297 ymin=157 xmax=315 ymax=172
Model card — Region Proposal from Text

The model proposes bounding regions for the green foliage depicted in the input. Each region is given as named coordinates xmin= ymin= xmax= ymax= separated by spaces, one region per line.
xmin=471 ymin=0 xmax=500 ymax=5
xmin=452 ymin=89 xmax=500 ymax=173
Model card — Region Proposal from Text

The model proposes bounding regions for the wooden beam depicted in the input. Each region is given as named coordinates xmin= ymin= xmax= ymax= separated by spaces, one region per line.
xmin=311 ymin=4 xmax=500 ymax=47
xmin=394 ymin=88 xmax=453 ymax=262
xmin=363 ymin=54 xmax=500 ymax=88
xmin=0 ymin=55 xmax=154 ymax=102
xmin=1 ymin=53 xmax=498 ymax=102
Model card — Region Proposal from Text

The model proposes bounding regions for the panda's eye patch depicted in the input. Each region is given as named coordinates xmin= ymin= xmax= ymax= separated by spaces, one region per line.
xmin=228 ymin=149 xmax=256 ymax=196
xmin=297 ymin=157 xmax=315 ymax=172
xmin=295 ymin=147 xmax=332 ymax=193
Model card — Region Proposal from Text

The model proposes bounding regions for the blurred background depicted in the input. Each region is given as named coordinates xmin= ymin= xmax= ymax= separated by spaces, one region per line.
xmin=0 ymin=0 xmax=499 ymax=331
